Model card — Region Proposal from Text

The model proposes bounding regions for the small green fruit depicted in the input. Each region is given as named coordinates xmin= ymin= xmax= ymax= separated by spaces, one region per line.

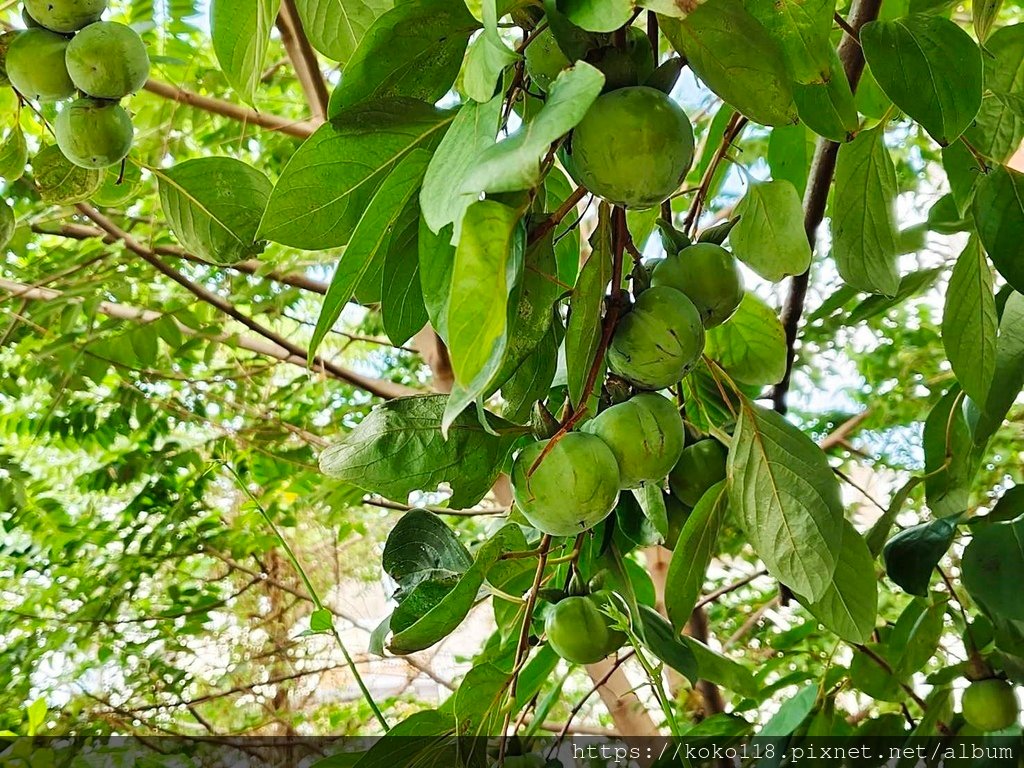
xmin=511 ymin=433 xmax=620 ymax=537
xmin=5 ymin=29 xmax=75 ymax=102
xmin=651 ymin=243 xmax=744 ymax=328
xmin=524 ymin=28 xmax=570 ymax=93
xmin=23 ymin=0 xmax=106 ymax=33
xmin=545 ymin=592 xmax=626 ymax=664
xmin=563 ymin=86 xmax=694 ymax=208
xmin=583 ymin=392 xmax=685 ymax=488
xmin=590 ymin=26 xmax=656 ymax=92
xmin=0 ymin=31 xmax=15 ymax=87
xmin=66 ymin=22 xmax=150 ymax=99
xmin=608 ymin=286 xmax=705 ymax=390
xmin=22 ymin=8 xmax=44 ymax=28
xmin=0 ymin=199 xmax=15 ymax=251
xmin=962 ymin=679 xmax=1019 ymax=732
xmin=669 ymin=439 xmax=728 ymax=507
xmin=55 ymin=98 xmax=134 ymax=169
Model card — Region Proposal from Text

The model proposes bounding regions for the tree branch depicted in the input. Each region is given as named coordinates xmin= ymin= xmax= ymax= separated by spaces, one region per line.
xmin=276 ymin=0 xmax=330 ymax=123
xmin=73 ymin=204 xmax=417 ymax=400
xmin=144 ymin=80 xmax=317 ymax=139
xmin=31 ymin=222 xmax=330 ymax=294
xmin=772 ymin=0 xmax=884 ymax=414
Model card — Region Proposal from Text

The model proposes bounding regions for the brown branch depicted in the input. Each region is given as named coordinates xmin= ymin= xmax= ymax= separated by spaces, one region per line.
xmin=693 ymin=568 xmax=769 ymax=611
xmin=362 ymin=495 xmax=509 ymax=517
xmin=144 ymin=79 xmax=318 ymax=139
xmin=773 ymin=0 xmax=884 ymax=414
xmin=74 ymin=204 xmax=417 ymax=400
xmin=683 ymin=113 xmax=748 ymax=235
xmin=31 ymin=222 xmax=330 ymax=294
xmin=528 ymin=185 xmax=588 ymax=245
xmin=276 ymin=0 xmax=330 ymax=123
xmin=819 ymin=408 xmax=873 ymax=450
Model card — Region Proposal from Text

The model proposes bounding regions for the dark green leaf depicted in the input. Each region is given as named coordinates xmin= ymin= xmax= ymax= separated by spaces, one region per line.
xmin=860 ymin=14 xmax=983 ymax=145
xmin=382 ymin=509 xmax=473 ymax=591
xmin=684 ymin=636 xmax=759 ymax=697
xmin=942 ymin=237 xmax=998 ymax=404
xmin=0 ymin=123 xmax=27 ymax=182
xmin=319 ymin=394 xmax=524 ymax=508
xmin=974 ymin=291 xmax=1024 ymax=443
xmin=883 ymin=516 xmax=958 ymax=597
xmin=792 ymin=48 xmax=858 ymax=142
xmin=768 ymin=124 xmax=814 ymax=197
xmin=665 ymin=480 xmax=727 ymax=631
xmin=381 ymin=200 xmax=428 ymax=347
xmin=923 ymin=387 xmax=985 ymax=518
xmin=638 ymin=604 xmax=698 ymax=682
xmin=963 ymin=516 xmax=1024 ymax=622
xmin=965 ymin=25 xmax=1024 ymax=163
xmin=565 ymin=204 xmax=612 ymax=408
xmin=728 ymin=399 xmax=845 ymax=601
xmin=973 ymin=165 xmax=1024 ymax=295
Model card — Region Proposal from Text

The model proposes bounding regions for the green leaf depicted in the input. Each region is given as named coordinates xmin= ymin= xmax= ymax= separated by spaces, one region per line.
xmin=965 ymin=25 xmax=1024 ymax=163
xmin=973 ymin=165 xmax=1024 ymax=295
xmin=259 ymin=98 xmax=453 ymax=249
xmin=462 ymin=0 xmax=519 ymax=103
xmin=501 ymin=322 xmax=561 ymax=423
xmin=0 ymin=123 xmax=27 ymax=182
xmin=923 ymin=387 xmax=985 ymax=517
xmin=705 ymin=294 xmax=787 ymax=387
xmin=210 ymin=0 xmax=280 ymax=105
xmin=309 ymin=608 xmax=334 ymax=632
xmin=418 ymin=219 xmax=456 ymax=339
xmin=381 ymin=200 xmax=428 ymax=347
xmin=310 ymin=149 xmax=429 ymax=357
xmin=389 ymin=524 xmax=523 ymax=653
xmin=684 ymin=636 xmax=759 ymax=697
xmin=729 ymin=179 xmax=812 ymax=282
xmin=420 ymin=95 xmax=501 ymax=237
xmin=866 ymin=475 xmax=925 ymax=557
xmin=293 ymin=0 xmax=393 ymax=63
xmin=759 ymin=684 xmax=817 ymax=737
xmin=382 ymin=509 xmax=473 ymax=591
xmin=665 ymin=481 xmax=727 ymax=631
xmin=768 ymin=124 xmax=814 ymax=198
xmin=157 ymin=158 xmax=271 ymax=266
xmin=638 ymin=604 xmax=698 ymax=682
xmin=831 ymin=126 xmax=900 ymax=296
xmin=860 ymin=14 xmax=983 ymax=145
xmin=462 ymin=62 xmax=605 ymax=196
xmin=792 ymin=48 xmax=859 ymax=143
xmin=565 ymin=204 xmax=612 ymax=408
xmin=319 ymin=394 xmax=524 ymax=508
xmin=974 ymin=291 xmax=1024 ymax=443
xmin=974 ymin=0 xmax=1002 ymax=42
xmin=333 ymin=0 xmax=478 ymax=109
xmin=557 ymin=0 xmax=634 ymax=32
xmin=342 ymin=710 xmax=455 ymax=768
xmin=0 ymin=200 xmax=13 ymax=252
xmin=942 ymin=237 xmax=998 ymax=405
xmin=883 ymin=516 xmax=958 ymax=597
xmin=445 ymin=200 xmax=524 ymax=409
xmin=746 ymin=0 xmax=834 ymax=85
xmin=800 ymin=520 xmax=877 ymax=643
xmin=728 ymin=399 xmax=845 ymax=601
xmin=33 ymin=145 xmax=102 ymax=205
xmin=989 ymin=485 xmax=1024 ymax=524
xmin=633 ymin=482 xmax=669 ymax=539
xmin=660 ymin=0 xmax=798 ymax=126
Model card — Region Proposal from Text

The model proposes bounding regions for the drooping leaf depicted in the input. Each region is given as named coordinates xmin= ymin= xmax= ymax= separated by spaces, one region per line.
xmin=461 ymin=62 xmax=605 ymax=196
xmin=33 ymin=145 xmax=102 ymax=205
xmin=381 ymin=200 xmax=428 ymax=347
xmin=965 ymin=25 xmax=1024 ymax=163
xmin=501 ymin=322 xmax=561 ymax=423
xmin=963 ymin=517 xmax=1024 ymax=622
xmin=942 ymin=237 xmax=998 ymax=405
xmin=382 ymin=509 xmax=473 ymax=593
xmin=831 ymin=126 xmax=900 ymax=296
xmin=883 ymin=516 xmax=958 ymax=597
xmin=974 ymin=0 xmax=1003 ymax=42
xmin=557 ymin=0 xmax=633 ymax=32
xmin=746 ymin=0 xmax=834 ymax=85
xmin=972 ymin=165 xmax=1024 ymax=295
xmin=729 ymin=179 xmax=812 ymax=282
xmin=333 ymin=0 xmax=477 ymax=109
xmin=923 ymin=387 xmax=985 ymax=518
xmin=310 ymin=149 xmax=430 ymax=357
xmin=660 ymin=0 xmax=798 ymax=126
xmin=638 ymin=604 xmax=698 ymax=682
xmin=792 ymin=48 xmax=858 ymax=143
xmin=683 ymin=636 xmax=759 ymax=697
xmin=565 ymin=204 xmax=612 ymax=408
xmin=259 ymin=98 xmax=453 ymax=249
xmin=319 ymin=394 xmax=525 ymax=509
xmin=444 ymin=200 xmax=524 ymax=421
xmin=292 ymin=0 xmax=394 ymax=63
xmin=0 ymin=123 xmax=28 ymax=182
xmin=728 ymin=399 xmax=845 ymax=601
xmin=462 ymin=0 xmax=519 ymax=102
xmin=665 ymin=481 xmax=728 ymax=631
xmin=800 ymin=520 xmax=877 ymax=643
xmin=768 ymin=124 xmax=814 ymax=198
xmin=705 ymin=294 xmax=787 ymax=387
xmin=860 ymin=14 xmax=983 ymax=145
xmin=974 ymin=291 xmax=1024 ymax=443
xmin=157 ymin=158 xmax=271 ymax=265
xmin=210 ymin=0 xmax=281 ymax=105
xmin=420 ymin=95 xmax=501 ymax=237
xmin=418 ymin=219 xmax=456 ymax=339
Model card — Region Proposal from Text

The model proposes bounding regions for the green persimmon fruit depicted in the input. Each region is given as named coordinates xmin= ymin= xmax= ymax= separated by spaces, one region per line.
xmin=5 ymin=29 xmax=75 ymax=102
xmin=66 ymin=22 xmax=150 ymax=99
xmin=669 ymin=439 xmax=728 ymax=507
xmin=590 ymin=26 xmax=656 ymax=92
xmin=511 ymin=433 xmax=620 ymax=537
xmin=563 ymin=86 xmax=694 ymax=208
xmin=607 ymin=286 xmax=705 ymax=390
xmin=962 ymin=679 xmax=1019 ymax=731
xmin=23 ymin=0 xmax=106 ymax=33
xmin=55 ymin=98 xmax=134 ymax=169
xmin=22 ymin=8 xmax=44 ymax=28
xmin=545 ymin=592 xmax=626 ymax=664
xmin=583 ymin=392 xmax=685 ymax=488
xmin=651 ymin=243 xmax=744 ymax=328
xmin=524 ymin=28 xmax=570 ymax=93
xmin=0 ymin=199 xmax=15 ymax=251
xmin=0 ymin=32 xmax=14 ymax=87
